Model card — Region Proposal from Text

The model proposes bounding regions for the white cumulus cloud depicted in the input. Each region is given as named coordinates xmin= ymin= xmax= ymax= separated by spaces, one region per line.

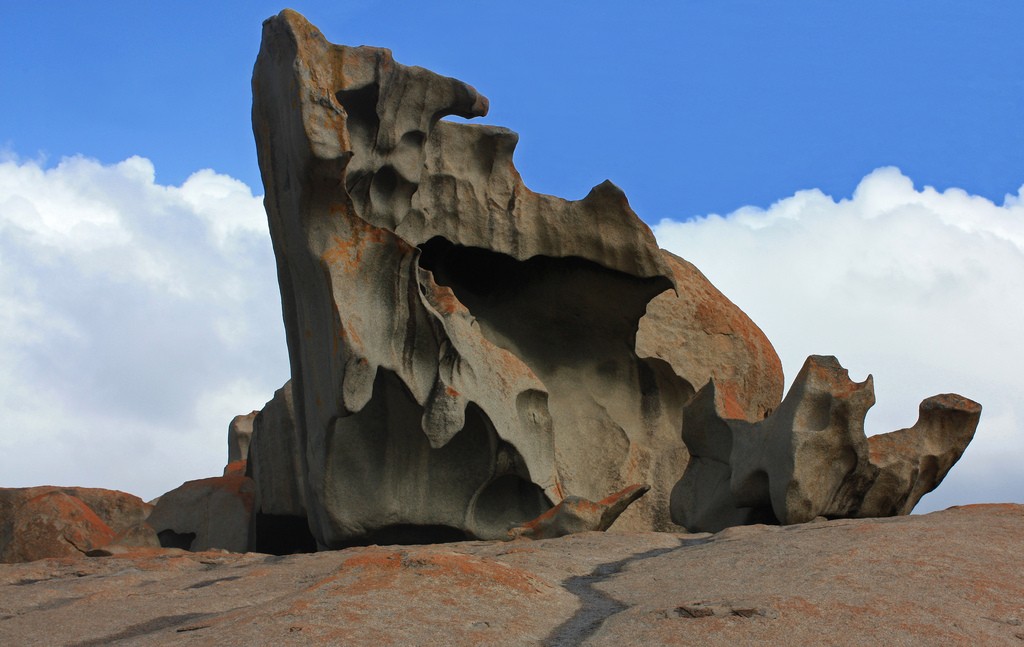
xmin=0 ymin=155 xmax=288 ymax=501
xmin=654 ymin=167 xmax=1024 ymax=512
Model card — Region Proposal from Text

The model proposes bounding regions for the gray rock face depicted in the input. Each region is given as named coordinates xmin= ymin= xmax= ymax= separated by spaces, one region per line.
xmin=146 ymin=476 xmax=255 ymax=553
xmin=249 ymin=10 xmax=783 ymax=547
xmin=861 ymin=393 xmax=982 ymax=516
xmin=245 ymin=380 xmax=318 ymax=553
xmin=672 ymin=355 xmax=981 ymax=532
xmin=227 ymin=411 xmax=257 ymax=464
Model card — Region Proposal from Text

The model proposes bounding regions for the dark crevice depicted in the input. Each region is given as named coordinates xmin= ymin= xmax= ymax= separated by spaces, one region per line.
xmin=472 ymin=474 xmax=549 ymax=534
xmin=544 ymin=538 xmax=695 ymax=646
xmin=416 ymin=236 xmax=671 ymax=378
xmin=156 ymin=529 xmax=196 ymax=551
xmin=186 ymin=576 xmax=243 ymax=590
xmin=335 ymin=84 xmax=380 ymax=160
xmin=337 ymin=83 xmax=382 ymax=216
xmin=251 ymin=513 xmax=317 ymax=555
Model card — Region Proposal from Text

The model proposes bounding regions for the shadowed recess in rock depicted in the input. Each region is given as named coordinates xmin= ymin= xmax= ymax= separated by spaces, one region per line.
xmin=334 ymin=524 xmax=471 ymax=548
xmin=250 ymin=513 xmax=317 ymax=555
xmin=156 ymin=530 xmax=195 ymax=551
xmin=317 ymin=368 xmax=551 ymax=546
xmin=417 ymin=236 xmax=671 ymax=374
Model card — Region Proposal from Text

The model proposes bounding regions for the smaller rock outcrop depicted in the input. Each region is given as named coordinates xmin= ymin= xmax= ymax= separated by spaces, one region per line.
xmin=509 ymin=484 xmax=650 ymax=540
xmin=247 ymin=382 xmax=307 ymax=524
xmin=0 ymin=487 xmax=152 ymax=563
xmin=2 ymin=492 xmax=114 ymax=563
xmin=671 ymin=355 xmax=980 ymax=532
xmin=860 ymin=393 xmax=982 ymax=516
xmin=224 ymin=410 xmax=257 ymax=476
xmin=228 ymin=411 xmax=257 ymax=464
xmin=103 ymin=521 xmax=161 ymax=551
xmin=146 ymin=475 xmax=255 ymax=553
xmin=245 ymin=380 xmax=320 ymax=554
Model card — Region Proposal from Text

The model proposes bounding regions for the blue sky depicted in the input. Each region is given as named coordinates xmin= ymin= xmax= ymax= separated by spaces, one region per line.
xmin=1 ymin=2 xmax=1021 ymax=512
xmin=5 ymin=2 xmax=1021 ymax=218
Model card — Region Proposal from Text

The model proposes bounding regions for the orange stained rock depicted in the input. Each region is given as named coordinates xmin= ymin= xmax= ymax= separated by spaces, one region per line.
xmin=336 ymin=548 xmax=547 ymax=596
xmin=424 ymin=281 xmax=462 ymax=315
xmin=223 ymin=460 xmax=247 ymax=477
xmin=714 ymin=380 xmax=749 ymax=420
xmin=4 ymin=491 xmax=116 ymax=562
xmin=598 ymin=483 xmax=650 ymax=507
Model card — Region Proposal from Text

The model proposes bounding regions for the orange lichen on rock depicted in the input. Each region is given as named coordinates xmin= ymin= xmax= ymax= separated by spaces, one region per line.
xmin=0 ymin=486 xmax=153 ymax=564
xmin=510 ymin=484 xmax=650 ymax=540
xmin=2 ymin=491 xmax=115 ymax=563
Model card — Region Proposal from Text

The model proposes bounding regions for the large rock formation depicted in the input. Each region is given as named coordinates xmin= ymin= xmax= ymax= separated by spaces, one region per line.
xmin=250 ymin=9 xmax=783 ymax=547
xmin=672 ymin=355 xmax=981 ymax=532
xmin=0 ymin=10 xmax=986 ymax=571
xmin=238 ymin=9 xmax=984 ymax=552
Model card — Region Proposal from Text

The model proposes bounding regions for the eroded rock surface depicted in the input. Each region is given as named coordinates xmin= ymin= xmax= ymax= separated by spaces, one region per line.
xmin=636 ymin=252 xmax=782 ymax=422
xmin=227 ymin=411 xmax=257 ymax=465
xmin=250 ymin=9 xmax=782 ymax=547
xmin=0 ymin=505 xmax=1020 ymax=646
xmin=672 ymin=355 xmax=981 ymax=532
xmin=861 ymin=393 xmax=983 ymax=516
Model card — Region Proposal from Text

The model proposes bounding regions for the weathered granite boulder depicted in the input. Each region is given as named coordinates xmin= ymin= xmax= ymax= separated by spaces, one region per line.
xmin=671 ymin=355 xmax=981 ymax=532
xmin=246 ymin=380 xmax=318 ymax=554
xmin=227 ymin=411 xmax=257 ymax=464
xmin=636 ymin=251 xmax=782 ymax=422
xmin=250 ymin=9 xmax=783 ymax=548
xmin=508 ymin=484 xmax=651 ymax=540
xmin=860 ymin=393 xmax=983 ymax=516
xmin=0 ymin=487 xmax=153 ymax=563
xmin=146 ymin=475 xmax=255 ymax=553
xmin=1 ymin=492 xmax=115 ymax=563
xmin=223 ymin=411 xmax=256 ymax=476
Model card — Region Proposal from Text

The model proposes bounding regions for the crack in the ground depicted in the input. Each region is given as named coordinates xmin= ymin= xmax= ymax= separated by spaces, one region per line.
xmin=543 ymin=536 xmax=710 ymax=646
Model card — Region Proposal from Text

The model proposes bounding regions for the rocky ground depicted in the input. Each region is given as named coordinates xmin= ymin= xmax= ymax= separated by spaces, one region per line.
xmin=0 ymin=503 xmax=1020 ymax=646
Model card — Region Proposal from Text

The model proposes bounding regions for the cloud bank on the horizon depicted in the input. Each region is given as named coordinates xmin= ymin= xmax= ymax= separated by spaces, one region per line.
xmin=0 ymin=156 xmax=1019 ymax=510
xmin=0 ymin=154 xmax=288 ymax=500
